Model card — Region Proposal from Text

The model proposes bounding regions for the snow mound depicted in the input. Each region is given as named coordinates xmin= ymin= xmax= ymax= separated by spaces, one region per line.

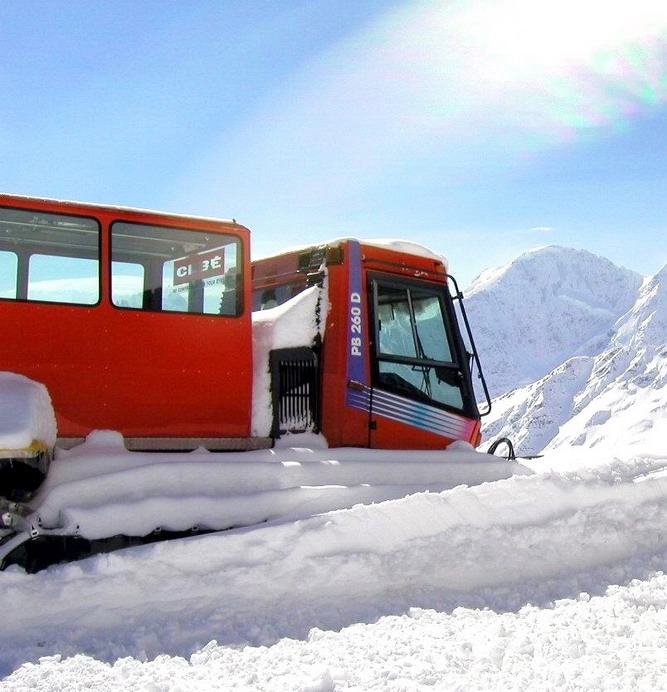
xmin=0 ymin=372 xmax=57 ymax=451
xmin=29 ymin=434 xmax=526 ymax=539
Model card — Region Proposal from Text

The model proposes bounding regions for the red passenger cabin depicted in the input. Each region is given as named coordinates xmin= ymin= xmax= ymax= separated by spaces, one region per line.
xmin=0 ymin=194 xmax=253 ymax=450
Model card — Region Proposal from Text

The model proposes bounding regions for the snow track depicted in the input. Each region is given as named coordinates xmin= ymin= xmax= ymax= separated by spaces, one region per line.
xmin=25 ymin=432 xmax=527 ymax=539
xmin=1 ymin=453 xmax=666 ymax=678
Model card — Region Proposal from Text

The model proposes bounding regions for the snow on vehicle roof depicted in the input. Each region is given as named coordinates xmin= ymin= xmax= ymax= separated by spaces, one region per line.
xmin=0 ymin=193 xmax=241 ymax=226
xmin=272 ymin=236 xmax=448 ymax=269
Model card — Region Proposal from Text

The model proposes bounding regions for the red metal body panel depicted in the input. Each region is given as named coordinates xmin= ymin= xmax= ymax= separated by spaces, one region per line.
xmin=0 ymin=195 xmax=253 ymax=441
xmin=252 ymin=240 xmax=482 ymax=450
xmin=358 ymin=243 xmax=480 ymax=449
xmin=319 ymin=256 xmax=371 ymax=448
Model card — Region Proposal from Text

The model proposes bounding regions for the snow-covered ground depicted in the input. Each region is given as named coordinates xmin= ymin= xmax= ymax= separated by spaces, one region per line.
xmin=2 ymin=243 xmax=667 ymax=690
xmin=2 ymin=450 xmax=667 ymax=690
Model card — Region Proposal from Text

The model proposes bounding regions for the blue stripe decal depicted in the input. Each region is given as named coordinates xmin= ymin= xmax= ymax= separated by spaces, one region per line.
xmin=346 ymin=240 xmax=368 ymax=388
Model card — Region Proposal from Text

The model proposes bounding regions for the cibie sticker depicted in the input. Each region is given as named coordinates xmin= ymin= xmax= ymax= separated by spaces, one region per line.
xmin=174 ymin=248 xmax=226 ymax=285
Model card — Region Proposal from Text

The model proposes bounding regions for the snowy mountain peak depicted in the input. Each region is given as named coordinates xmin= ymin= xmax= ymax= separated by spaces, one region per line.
xmin=480 ymin=258 xmax=667 ymax=458
xmin=465 ymin=245 xmax=642 ymax=398
xmin=468 ymin=245 xmax=641 ymax=312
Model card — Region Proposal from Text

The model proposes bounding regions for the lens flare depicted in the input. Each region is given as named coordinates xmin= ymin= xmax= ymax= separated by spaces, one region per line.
xmin=449 ymin=0 xmax=667 ymax=146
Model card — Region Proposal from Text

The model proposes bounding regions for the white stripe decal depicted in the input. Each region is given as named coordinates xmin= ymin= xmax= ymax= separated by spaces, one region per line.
xmin=347 ymin=386 xmax=475 ymax=439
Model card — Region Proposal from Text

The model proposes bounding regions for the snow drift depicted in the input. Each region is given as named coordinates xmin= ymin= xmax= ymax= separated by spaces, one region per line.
xmin=24 ymin=431 xmax=526 ymax=540
xmin=1 ymin=452 xmax=667 ymax=681
xmin=0 ymin=372 xmax=56 ymax=451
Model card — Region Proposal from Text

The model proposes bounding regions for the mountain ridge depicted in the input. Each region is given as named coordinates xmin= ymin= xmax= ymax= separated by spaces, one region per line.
xmin=469 ymin=246 xmax=665 ymax=457
xmin=465 ymin=245 xmax=643 ymax=399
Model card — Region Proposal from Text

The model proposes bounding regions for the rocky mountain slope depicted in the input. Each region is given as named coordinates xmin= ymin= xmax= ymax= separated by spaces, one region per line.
xmin=466 ymin=246 xmax=666 ymax=457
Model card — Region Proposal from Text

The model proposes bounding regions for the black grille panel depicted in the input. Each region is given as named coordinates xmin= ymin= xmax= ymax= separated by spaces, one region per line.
xmin=270 ymin=348 xmax=320 ymax=438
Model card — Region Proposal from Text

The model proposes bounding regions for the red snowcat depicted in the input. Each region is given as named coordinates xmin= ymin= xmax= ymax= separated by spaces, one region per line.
xmin=0 ymin=194 xmax=515 ymax=571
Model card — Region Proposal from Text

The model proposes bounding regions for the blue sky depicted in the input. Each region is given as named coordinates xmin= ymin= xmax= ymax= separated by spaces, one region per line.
xmin=2 ymin=0 xmax=667 ymax=287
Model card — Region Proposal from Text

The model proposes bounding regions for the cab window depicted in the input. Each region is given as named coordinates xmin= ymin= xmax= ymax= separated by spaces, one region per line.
xmin=0 ymin=251 xmax=17 ymax=299
xmin=372 ymin=278 xmax=466 ymax=412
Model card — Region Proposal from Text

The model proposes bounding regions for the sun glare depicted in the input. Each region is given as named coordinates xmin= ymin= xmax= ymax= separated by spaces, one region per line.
xmin=458 ymin=0 xmax=667 ymax=74
xmin=421 ymin=0 xmax=667 ymax=142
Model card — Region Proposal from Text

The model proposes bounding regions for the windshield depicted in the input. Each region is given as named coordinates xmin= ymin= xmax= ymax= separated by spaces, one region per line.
xmin=372 ymin=278 xmax=470 ymax=413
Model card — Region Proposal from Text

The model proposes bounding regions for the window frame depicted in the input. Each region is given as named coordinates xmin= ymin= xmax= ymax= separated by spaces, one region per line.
xmin=110 ymin=219 xmax=244 ymax=317
xmin=0 ymin=204 xmax=102 ymax=307
xmin=368 ymin=273 xmax=478 ymax=417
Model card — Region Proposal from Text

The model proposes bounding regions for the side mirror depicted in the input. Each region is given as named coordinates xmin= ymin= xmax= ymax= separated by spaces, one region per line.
xmin=435 ymin=367 xmax=462 ymax=386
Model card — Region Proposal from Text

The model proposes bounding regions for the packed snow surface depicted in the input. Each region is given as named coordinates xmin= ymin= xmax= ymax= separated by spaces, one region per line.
xmin=2 ymin=451 xmax=667 ymax=690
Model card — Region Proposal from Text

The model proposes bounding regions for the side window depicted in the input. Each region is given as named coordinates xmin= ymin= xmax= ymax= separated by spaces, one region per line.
xmin=111 ymin=222 xmax=243 ymax=316
xmin=0 ymin=207 xmax=100 ymax=305
xmin=252 ymin=282 xmax=308 ymax=311
xmin=28 ymin=255 xmax=99 ymax=304
xmin=377 ymin=285 xmax=417 ymax=358
xmin=376 ymin=285 xmax=454 ymax=362
xmin=373 ymin=279 xmax=465 ymax=412
xmin=0 ymin=251 xmax=17 ymax=299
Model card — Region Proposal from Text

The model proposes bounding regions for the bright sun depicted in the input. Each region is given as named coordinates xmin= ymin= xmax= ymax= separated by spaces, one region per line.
xmin=458 ymin=0 xmax=667 ymax=74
